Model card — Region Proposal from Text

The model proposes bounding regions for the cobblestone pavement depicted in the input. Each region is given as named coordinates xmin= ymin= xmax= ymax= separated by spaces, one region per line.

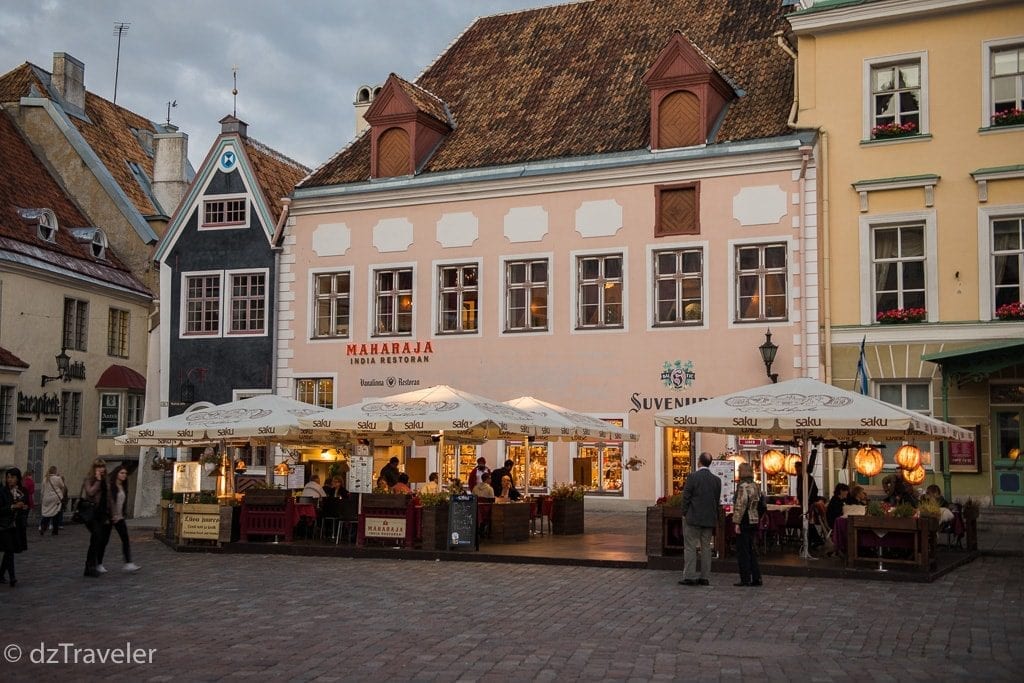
xmin=2 ymin=523 xmax=1022 ymax=682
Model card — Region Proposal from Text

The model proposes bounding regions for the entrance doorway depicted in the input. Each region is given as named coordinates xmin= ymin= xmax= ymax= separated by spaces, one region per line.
xmin=28 ymin=430 xmax=46 ymax=509
xmin=993 ymin=403 xmax=1023 ymax=507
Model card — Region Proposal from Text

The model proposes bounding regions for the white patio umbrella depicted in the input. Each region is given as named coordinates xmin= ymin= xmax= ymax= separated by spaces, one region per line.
xmin=503 ymin=396 xmax=640 ymax=442
xmin=654 ymin=377 xmax=973 ymax=558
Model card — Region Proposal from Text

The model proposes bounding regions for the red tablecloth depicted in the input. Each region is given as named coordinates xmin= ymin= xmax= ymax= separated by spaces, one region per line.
xmin=294 ymin=503 xmax=318 ymax=520
xmin=833 ymin=516 xmax=914 ymax=552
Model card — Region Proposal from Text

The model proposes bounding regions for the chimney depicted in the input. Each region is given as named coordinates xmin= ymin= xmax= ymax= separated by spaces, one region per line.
xmin=219 ymin=114 xmax=247 ymax=139
xmin=354 ymin=84 xmax=379 ymax=135
xmin=152 ymin=130 xmax=189 ymax=218
xmin=52 ymin=52 xmax=86 ymax=113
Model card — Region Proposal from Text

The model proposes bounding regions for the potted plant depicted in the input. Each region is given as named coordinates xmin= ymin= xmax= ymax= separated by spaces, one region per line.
xmin=646 ymin=492 xmax=683 ymax=556
xmin=871 ymin=120 xmax=918 ymax=140
xmin=549 ymin=482 xmax=585 ymax=535
xmin=995 ymin=302 xmax=1024 ymax=321
xmin=991 ymin=107 xmax=1024 ymax=127
xmin=877 ymin=307 xmax=927 ymax=324
xmin=418 ymin=491 xmax=451 ymax=551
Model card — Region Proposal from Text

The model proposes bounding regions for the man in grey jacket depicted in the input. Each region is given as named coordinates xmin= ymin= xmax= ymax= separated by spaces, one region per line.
xmin=679 ymin=452 xmax=721 ymax=586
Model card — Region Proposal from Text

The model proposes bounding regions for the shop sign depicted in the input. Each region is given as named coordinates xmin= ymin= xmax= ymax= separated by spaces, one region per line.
xmin=948 ymin=426 xmax=981 ymax=473
xmin=180 ymin=513 xmax=220 ymax=540
xmin=364 ymin=517 xmax=407 ymax=538
xmin=360 ymin=376 xmax=422 ymax=389
xmin=17 ymin=392 xmax=60 ymax=420
xmin=346 ymin=341 xmax=434 ymax=365
xmin=661 ymin=360 xmax=695 ymax=390
xmin=628 ymin=393 xmax=709 ymax=413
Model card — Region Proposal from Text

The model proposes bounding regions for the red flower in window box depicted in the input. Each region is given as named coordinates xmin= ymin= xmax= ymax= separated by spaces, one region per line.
xmin=871 ymin=121 xmax=918 ymax=139
xmin=876 ymin=307 xmax=926 ymax=324
xmin=991 ymin=108 xmax=1024 ymax=127
xmin=995 ymin=302 xmax=1024 ymax=320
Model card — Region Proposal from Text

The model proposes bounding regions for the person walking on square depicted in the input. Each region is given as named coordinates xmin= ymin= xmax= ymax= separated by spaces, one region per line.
xmin=108 ymin=465 xmax=140 ymax=573
xmin=39 ymin=466 xmax=68 ymax=536
xmin=1 ymin=467 xmax=30 ymax=587
xmin=679 ymin=452 xmax=721 ymax=586
xmin=731 ymin=463 xmax=763 ymax=587
xmin=82 ymin=459 xmax=112 ymax=577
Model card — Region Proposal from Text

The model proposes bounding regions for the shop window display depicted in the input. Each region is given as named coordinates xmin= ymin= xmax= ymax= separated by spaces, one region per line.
xmin=441 ymin=442 xmax=478 ymax=486
xmin=506 ymin=441 xmax=549 ymax=492
xmin=665 ymin=427 xmax=692 ymax=496
xmin=574 ymin=442 xmax=623 ymax=494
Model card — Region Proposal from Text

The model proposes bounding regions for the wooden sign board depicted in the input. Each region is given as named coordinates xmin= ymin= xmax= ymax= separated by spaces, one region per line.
xmin=180 ymin=511 xmax=220 ymax=540
xmin=364 ymin=516 xmax=407 ymax=538
xmin=172 ymin=462 xmax=201 ymax=494
xmin=948 ymin=425 xmax=981 ymax=473
xmin=447 ymin=494 xmax=477 ymax=550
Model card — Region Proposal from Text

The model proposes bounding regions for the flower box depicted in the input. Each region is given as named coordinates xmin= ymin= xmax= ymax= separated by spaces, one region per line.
xmin=995 ymin=302 xmax=1024 ymax=321
xmin=991 ymin=108 xmax=1024 ymax=127
xmin=361 ymin=493 xmax=412 ymax=510
xmin=551 ymin=498 xmax=584 ymax=535
xmin=646 ymin=505 xmax=684 ymax=556
xmin=876 ymin=307 xmax=926 ymax=324
xmin=871 ymin=121 xmax=918 ymax=139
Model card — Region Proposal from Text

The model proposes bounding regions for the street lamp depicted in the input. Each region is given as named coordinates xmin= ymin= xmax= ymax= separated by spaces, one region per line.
xmin=41 ymin=348 xmax=71 ymax=386
xmin=758 ymin=329 xmax=779 ymax=384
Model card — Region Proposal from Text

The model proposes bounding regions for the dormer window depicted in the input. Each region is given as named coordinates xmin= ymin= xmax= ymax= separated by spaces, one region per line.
xmin=91 ymin=229 xmax=108 ymax=259
xmin=38 ymin=209 xmax=58 ymax=242
xmin=642 ymin=32 xmax=737 ymax=151
xmin=201 ymin=195 xmax=248 ymax=229
xmin=364 ymin=73 xmax=452 ymax=179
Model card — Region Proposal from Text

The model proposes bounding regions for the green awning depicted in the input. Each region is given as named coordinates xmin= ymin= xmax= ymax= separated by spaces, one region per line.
xmin=922 ymin=339 xmax=1024 ymax=387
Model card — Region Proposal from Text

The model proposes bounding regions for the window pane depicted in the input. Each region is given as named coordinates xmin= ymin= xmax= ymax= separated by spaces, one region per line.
xmin=902 ymin=291 xmax=926 ymax=310
xmin=899 ymin=91 xmax=919 ymax=114
xmin=764 ymin=273 xmax=786 ymax=296
xmin=876 ymin=292 xmax=898 ymax=312
xmin=738 ymin=247 xmax=759 ymax=270
xmin=682 ymin=250 xmax=701 ymax=273
xmin=581 ymin=258 xmax=599 ymax=280
xmin=657 ymin=252 xmax=677 ymax=274
xmin=902 ymin=261 xmax=925 ymax=290
xmin=397 ymin=270 xmax=412 ymax=290
xmin=873 ymin=67 xmax=894 ymax=92
xmin=876 ymin=263 xmax=898 ymax=291
xmin=442 ymin=267 xmax=459 ymax=288
xmin=530 ymin=262 xmax=546 ymax=282
xmin=879 ymin=384 xmax=902 ymax=405
xmin=875 ymin=229 xmax=899 ymax=259
xmin=993 ymin=220 xmax=1021 ymax=251
xmin=901 ymin=227 xmax=924 ymax=257
xmin=764 ymin=246 xmax=786 ymax=269
xmin=875 ymin=94 xmax=895 ymax=118
xmin=994 ymin=255 xmax=1020 ymax=286
xmin=993 ymin=49 xmax=1019 ymax=76
xmin=906 ymin=384 xmax=930 ymax=411
xmin=898 ymin=64 xmax=920 ymax=89
xmin=604 ymin=256 xmax=622 ymax=280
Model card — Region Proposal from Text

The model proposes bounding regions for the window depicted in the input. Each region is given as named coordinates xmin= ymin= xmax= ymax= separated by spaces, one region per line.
xmin=504 ymin=258 xmax=548 ymax=333
xmin=229 ymin=272 xmax=266 ymax=334
xmin=107 ymin=308 xmax=129 ymax=358
xmin=991 ymin=44 xmax=1024 ymax=120
xmin=373 ymin=267 xmax=413 ymax=337
xmin=201 ymin=197 xmax=247 ymax=228
xmin=735 ymin=243 xmax=787 ymax=322
xmin=873 ymin=225 xmax=925 ymax=316
xmin=90 ymin=229 xmax=108 ymax=259
xmin=506 ymin=440 xmax=549 ymax=492
xmin=0 ymin=385 xmax=13 ymax=444
xmin=437 ymin=264 xmax=478 ymax=334
xmin=59 ymin=391 xmax=82 ymax=437
xmin=126 ymin=394 xmax=144 ymax=429
xmin=878 ymin=382 xmax=932 ymax=468
xmin=296 ymin=378 xmax=333 ymax=409
xmin=870 ymin=60 xmax=921 ymax=136
xmin=313 ymin=272 xmax=351 ymax=338
xmin=574 ymin=435 xmax=624 ymax=495
xmin=655 ymin=184 xmax=699 ymax=236
xmin=63 ymin=298 xmax=88 ymax=351
xmin=37 ymin=209 xmax=57 ymax=242
xmin=658 ymin=91 xmax=702 ymax=148
xmin=992 ymin=216 xmax=1023 ymax=313
xmin=184 ymin=274 xmax=221 ymax=336
xmin=99 ymin=393 xmax=121 ymax=436
xmin=653 ymin=247 xmax=703 ymax=326
xmin=576 ymin=254 xmax=623 ymax=329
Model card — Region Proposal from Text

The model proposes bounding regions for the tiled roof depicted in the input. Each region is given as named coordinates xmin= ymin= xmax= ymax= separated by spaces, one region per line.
xmin=241 ymin=137 xmax=310 ymax=223
xmin=0 ymin=110 xmax=151 ymax=298
xmin=303 ymin=0 xmax=795 ymax=188
xmin=390 ymin=73 xmax=451 ymax=126
xmin=0 ymin=62 xmax=162 ymax=216
xmin=0 ymin=347 xmax=29 ymax=369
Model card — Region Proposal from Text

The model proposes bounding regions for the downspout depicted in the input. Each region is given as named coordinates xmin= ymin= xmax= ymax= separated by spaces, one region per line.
xmin=776 ymin=31 xmax=832 ymax=384
xmin=268 ymin=198 xmax=291 ymax=486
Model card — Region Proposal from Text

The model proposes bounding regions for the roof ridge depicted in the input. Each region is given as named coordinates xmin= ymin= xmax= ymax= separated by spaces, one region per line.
xmin=243 ymin=136 xmax=311 ymax=173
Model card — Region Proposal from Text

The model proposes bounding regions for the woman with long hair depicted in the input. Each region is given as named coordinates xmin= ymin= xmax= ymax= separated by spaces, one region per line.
xmin=108 ymin=465 xmax=139 ymax=573
xmin=1 ymin=467 xmax=29 ymax=587
xmin=39 ymin=465 xmax=67 ymax=536
xmin=82 ymin=459 xmax=111 ymax=577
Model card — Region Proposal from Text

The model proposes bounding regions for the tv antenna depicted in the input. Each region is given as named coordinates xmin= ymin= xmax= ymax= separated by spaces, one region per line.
xmin=112 ymin=21 xmax=131 ymax=104
xmin=232 ymin=65 xmax=239 ymax=117
xmin=166 ymin=100 xmax=177 ymax=126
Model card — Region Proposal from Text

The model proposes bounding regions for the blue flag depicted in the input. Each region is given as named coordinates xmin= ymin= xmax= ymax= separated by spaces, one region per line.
xmin=854 ymin=336 xmax=869 ymax=395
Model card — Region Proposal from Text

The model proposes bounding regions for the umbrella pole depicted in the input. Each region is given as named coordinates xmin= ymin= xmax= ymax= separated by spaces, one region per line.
xmin=524 ymin=435 xmax=530 ymax=498
xmin=800 ymin=436 xmax=815 ymax=560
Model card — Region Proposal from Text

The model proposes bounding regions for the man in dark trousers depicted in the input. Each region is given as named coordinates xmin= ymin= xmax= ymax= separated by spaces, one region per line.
xmin=679 ymin=452 xmax=721 ymax=586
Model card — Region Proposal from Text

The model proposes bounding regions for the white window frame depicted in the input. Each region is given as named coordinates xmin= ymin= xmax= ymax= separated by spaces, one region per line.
xmin=126 ymin=393 xmax=144 ymax=429
xmin=859 ymin=210 xmax=938 ymax=326
xmin=570 ymin=248 xmax=628 ymax=335
xmin=978 ymin=203 xmax=1024 ymax=320
xmin=876 ymin=381 xmax=935 ymax=471
xmin=432 ymin=257 xmax=483 ymax=338
xmin=981 ymin=37 xmax=1024 ymax=129
xmin=294 ymin=375 xmax=336 ymax=409
xmin=309 ymin=267 xmax=354 ymax=341
xmin=179 ymin=268 xmax=269 ymax=339
xmin=499 ymin=253 xmax=553 ymax=337
xmin=99 ymin=392 xmax=121 ymax=437
xmin=727 ymin=237 xmax=792 ymax=327
xmin=226 ymin=268 xmax=269 ymax=337
xmin=37 ymin=209 xmax=57 ymax=242
xmin=862 ymin=51 xmax=929 ymax=140
xmin=107 ymin=307 xmax=130 ymax=358
xmin=199 ymin=193 xmax=249 ymax=230
xmin=0 ymin=385 xmax=14 ymax=444
xmin=90 ymin=229 xmax=108 ymax=259
xmin=367 ymin=262 xmax=416 ymax=339
xmin=870 ymin=224 xmax=927 ymax=320
xmin=646 ymin=240 xmax=709 ymax=332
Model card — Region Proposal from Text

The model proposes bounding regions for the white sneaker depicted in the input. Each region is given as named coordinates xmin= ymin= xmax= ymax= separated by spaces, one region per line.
xmin=123 ymin=563 xmax=140 ymax=573
xmin=95 ymin=564 xmax=108 ymax=574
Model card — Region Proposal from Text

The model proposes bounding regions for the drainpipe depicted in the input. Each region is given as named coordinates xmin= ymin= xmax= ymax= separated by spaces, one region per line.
xmin=797 ymin=146 xmax=811 ymax=377
xmin=267 ymin=198 xmax=291 ymax=486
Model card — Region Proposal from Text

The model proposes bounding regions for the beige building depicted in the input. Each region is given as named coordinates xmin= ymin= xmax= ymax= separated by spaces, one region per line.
xmin=789 ymin=0 xmax=1024 ymax=505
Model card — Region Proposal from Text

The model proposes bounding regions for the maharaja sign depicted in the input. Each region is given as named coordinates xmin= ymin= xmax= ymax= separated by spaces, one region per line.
xmin=346 ymin=341 xmax=434 ymax=365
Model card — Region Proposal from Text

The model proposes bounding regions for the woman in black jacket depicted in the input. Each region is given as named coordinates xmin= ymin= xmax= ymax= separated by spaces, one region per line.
xmin=81 ymin=459 xmax=111 ymax=577
xmin=1 ymin=467 xmax=30 ymax=587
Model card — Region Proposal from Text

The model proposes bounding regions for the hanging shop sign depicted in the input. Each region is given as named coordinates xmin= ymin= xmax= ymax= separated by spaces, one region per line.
xmin=346 ymin=341 xmax=434 ymax=365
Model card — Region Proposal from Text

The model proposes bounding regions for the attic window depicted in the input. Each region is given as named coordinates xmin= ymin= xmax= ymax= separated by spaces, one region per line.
xmin=91 ymin=229 xmax=108 ymax=259
xmin=658 ymin=91 xmax=702 ymax=148
xmin=38 ymin=209 xmax=58 ymax=242
xmin=655 ymin=183 xmax=700 ymax=236
xmin=377 ymin=127 xmax=411 ymax=177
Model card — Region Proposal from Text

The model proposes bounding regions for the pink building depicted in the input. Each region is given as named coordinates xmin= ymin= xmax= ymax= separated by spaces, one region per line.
xmin=283 ymin=0 xmax=819 ymax=504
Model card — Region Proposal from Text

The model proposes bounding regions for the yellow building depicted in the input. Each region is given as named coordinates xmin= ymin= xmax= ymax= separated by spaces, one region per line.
xmin=789 ymin=0 xmax=1024 ymax=505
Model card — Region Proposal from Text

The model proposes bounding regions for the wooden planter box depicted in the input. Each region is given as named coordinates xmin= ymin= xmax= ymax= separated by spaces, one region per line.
xmin=645 ymin=505 xmax=684 ymax=556
xmin=242 ymin=490 xmax=291 ymax=506
xmin=848 ymin=515 xmax=939 ymax=570
xmin=551 ymin=498 xmax=584 ymax=535
xmin=490 ymin=502 xmax=530 ymax=543
xmin=419 ymin=505 xmax=449 ymax=550
xmin=362 ymin=493 xmax=411 ymax=510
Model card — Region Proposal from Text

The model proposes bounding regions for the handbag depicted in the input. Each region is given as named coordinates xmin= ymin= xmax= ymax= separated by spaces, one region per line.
xmin=76 ymin=496 xmax=96 ymax=524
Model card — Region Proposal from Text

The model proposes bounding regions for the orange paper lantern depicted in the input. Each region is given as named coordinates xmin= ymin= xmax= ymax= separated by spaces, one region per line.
xmin=854 ymin=447 xmax=884 ymax=477
xmin=783 ymin=453 xmax=802 ymax=476
xmin=894 ymin=444 xmax=922 ymax=471
xmin=902 ymin=464 xmax=926 ymax=485
xmin=762 ymin=449 xmax=785 ymax=475
xmin=1009 ymin=447 xmax=1021 ymax=461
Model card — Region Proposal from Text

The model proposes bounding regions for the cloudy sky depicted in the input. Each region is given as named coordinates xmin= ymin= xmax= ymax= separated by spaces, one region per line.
xmin=0 ymin=0 xmax=550 ymax=170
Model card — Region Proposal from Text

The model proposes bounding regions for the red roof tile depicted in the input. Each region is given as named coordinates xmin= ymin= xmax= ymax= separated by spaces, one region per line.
xmin=241 ymin=137 xmax=310 ymax=223
xmin=303 ymin=0 xmax=795 ymax=188
xmin=0 ymin=347 xmax=29 ymax=369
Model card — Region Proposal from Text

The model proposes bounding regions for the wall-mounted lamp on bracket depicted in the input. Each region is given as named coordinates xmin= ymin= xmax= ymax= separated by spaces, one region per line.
xmin=758 ymin=329 xmax=779 ymax=384
xmin=41 ymin=348 xmax=71 ymax=387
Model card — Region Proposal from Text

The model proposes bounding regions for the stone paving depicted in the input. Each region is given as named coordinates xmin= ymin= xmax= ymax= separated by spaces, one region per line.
xmin=2 ymin=521 xmax=1022 ymax=682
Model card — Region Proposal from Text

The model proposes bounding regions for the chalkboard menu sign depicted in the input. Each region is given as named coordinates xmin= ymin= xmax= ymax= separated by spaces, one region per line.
xmin=447 ymin=494 xmax=477 ymax=550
